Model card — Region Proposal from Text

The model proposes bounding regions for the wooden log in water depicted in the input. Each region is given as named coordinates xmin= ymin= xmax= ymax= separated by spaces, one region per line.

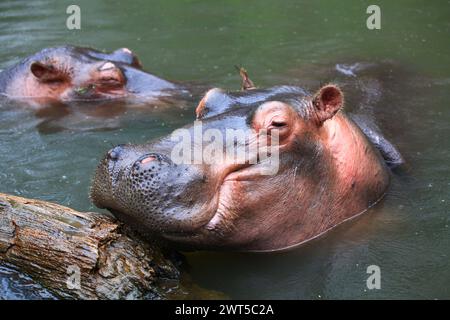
xmin=0 ymin=192 xmax=182 ymax=299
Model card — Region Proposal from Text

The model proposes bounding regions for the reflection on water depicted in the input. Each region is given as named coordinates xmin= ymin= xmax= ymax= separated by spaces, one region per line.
xmin=0 ymin=0 xmax=449 ymax=299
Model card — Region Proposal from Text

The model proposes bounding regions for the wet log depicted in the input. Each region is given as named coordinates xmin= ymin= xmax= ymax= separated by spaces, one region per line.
xmin=0 ymin=192 xmax=182 ymax=300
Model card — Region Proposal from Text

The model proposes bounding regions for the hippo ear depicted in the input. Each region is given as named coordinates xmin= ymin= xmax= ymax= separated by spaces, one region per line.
xmin=30 ymin=61 xmax=66 ymax=82
xmin=312 ymin=84 xmax=344 ymax=124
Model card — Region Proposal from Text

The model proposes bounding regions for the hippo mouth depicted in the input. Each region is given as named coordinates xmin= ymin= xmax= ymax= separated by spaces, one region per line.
xmin=159 ymin=160 xmax=274 ymax=242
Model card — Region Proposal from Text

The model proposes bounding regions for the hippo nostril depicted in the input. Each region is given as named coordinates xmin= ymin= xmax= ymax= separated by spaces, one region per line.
xmin=141 ymin=156 xmax=157 ymax=164
xmin=132 ymin=153 xmax=173 ymax=172
xmin=107 ymin=145 xmax=124 ymax=161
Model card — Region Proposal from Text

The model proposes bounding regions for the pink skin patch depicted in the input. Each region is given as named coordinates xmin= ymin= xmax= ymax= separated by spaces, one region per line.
xmin=141 ymin=156 xmax=156 ymax=164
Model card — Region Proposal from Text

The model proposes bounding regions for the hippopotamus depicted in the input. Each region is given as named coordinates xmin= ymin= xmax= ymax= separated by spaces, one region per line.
xmin=91 ymin=81 xmax=403 ymax=252
xmin=0 ymin=45 xmax=190 ymax=105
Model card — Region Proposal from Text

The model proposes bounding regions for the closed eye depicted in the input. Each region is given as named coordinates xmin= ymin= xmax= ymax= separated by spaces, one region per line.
xmin=270 ymin=120 xmax=287 ymax=128
xmin=99 ymin=77 xmax=122 ymax=86
xmin=46 ymin=78 xmax=65 ymax=85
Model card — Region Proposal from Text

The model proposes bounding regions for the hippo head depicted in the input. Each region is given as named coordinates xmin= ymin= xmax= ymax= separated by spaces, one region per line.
xmin=2 ymin=46 xmax=177 ymax=103
xmin=91 ymin=84 xmax=390 ymax=251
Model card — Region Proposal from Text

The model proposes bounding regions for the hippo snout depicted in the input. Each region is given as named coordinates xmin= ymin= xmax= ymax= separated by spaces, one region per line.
xmin=91 ymin=142 xmax=216 ymax=238
xmin=92 ymin=146 xmax=174 ymax=208
xmin=128 ymin=153 xmax=174 ymax=199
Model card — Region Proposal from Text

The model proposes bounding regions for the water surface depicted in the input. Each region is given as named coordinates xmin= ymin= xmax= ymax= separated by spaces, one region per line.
xmin=0 ymin=0 xmax=449 ymax=299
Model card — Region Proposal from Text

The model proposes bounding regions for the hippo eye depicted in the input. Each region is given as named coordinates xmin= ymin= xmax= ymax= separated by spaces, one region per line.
xmin=266 ymin=117 xmax=291 ymax=140
xmin=99 ymin=77 xmax=122 ymax=87
xmin=270 ymin=120 xmax=287 ymax=128
xmin=252 ymin=102 xmax=295 ymax=144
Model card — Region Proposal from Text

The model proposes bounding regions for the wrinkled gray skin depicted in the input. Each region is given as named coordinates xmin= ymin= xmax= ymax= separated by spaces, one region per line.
xmin=91 ymin=81 xmax=403 ymax=252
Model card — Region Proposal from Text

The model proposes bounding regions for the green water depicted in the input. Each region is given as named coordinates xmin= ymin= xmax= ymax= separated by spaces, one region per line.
xmin=0 ymin=0 xmax=449 ymax=299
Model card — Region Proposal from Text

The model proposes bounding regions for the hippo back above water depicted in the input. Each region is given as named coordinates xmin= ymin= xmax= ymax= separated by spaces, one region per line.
xmin=0 ymin=46 xmax=189 ymax=105
xmin=91 ymin=83 xmax=403 ymax=252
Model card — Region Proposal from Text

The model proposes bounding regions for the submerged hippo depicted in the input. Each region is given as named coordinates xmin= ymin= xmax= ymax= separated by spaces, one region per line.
xmin=0 ymin=46 xmax=189 ymax=104
xmin=91 ymin=83 xmax=403 ymax=252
